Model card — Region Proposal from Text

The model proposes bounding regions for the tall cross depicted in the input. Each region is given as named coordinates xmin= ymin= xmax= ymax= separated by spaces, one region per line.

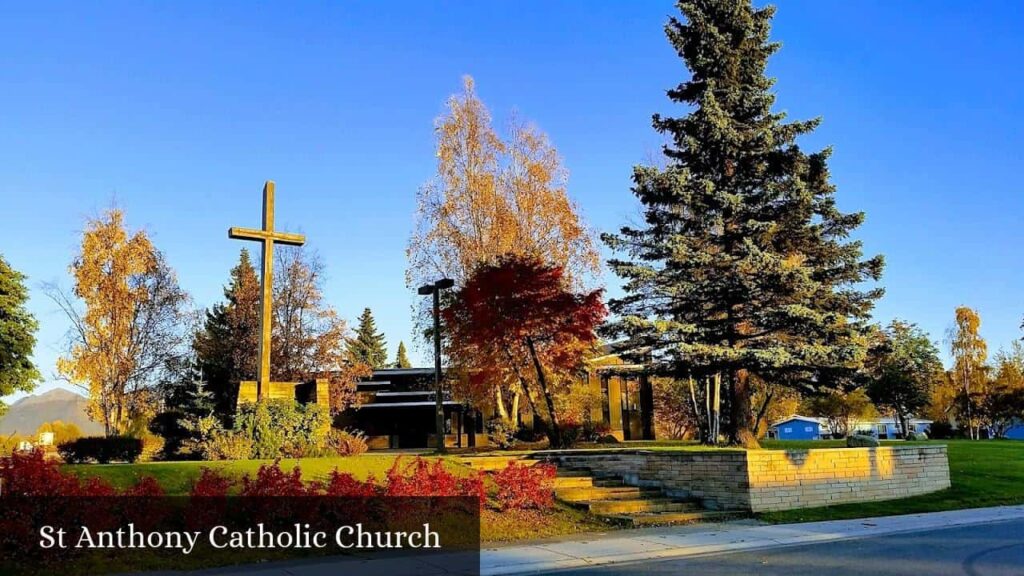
xmin=228 ymin=181 xmax=305 ymax=400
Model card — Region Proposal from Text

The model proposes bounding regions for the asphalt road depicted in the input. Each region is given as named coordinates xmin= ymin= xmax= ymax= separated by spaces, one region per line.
xmin=546 ymin=518 xmax=1024 ymax=576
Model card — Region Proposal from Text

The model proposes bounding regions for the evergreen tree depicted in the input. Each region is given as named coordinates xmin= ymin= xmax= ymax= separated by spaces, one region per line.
xmin=394 ymin=341 xmax=412 ymax=368
xmin=0 ymin=254 xmax=41 ymax=415
xmin=194 ymin=249 xmax=260 ymax=415
xmin=347 ymin=308 xmax=388 ymax=368
xmin=603 ymin=0 xmax=883 ymax=446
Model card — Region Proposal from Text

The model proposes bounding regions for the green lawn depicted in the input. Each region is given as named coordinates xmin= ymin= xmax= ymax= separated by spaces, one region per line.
xmin=62 ymin=453 xmax=607 ymax=542
xmin=64 ymin=439 xmax=1024 ymax=536
xmin=63 ymin=454 xmax=459 ymax=495
xmin=759 ymin=439 xmax=1024 ymax=523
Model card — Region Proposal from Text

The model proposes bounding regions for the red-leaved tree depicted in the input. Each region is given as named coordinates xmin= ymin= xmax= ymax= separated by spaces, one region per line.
xmin=444 ymin=255 xmax=606 ymax=447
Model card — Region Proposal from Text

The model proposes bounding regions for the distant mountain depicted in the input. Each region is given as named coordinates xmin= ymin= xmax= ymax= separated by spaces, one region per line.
xmin=0 ymin=388 xmax=104 ymax=436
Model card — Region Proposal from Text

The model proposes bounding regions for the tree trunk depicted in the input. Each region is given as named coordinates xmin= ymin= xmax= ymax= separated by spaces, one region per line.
xmin=511 ymin=390 xmax=521 ymax=427
xmin=525 ymin=337 xmax=562 ymax=447
xmin=504 ymin=348 xmax=545 ymax=431
xmin=753 ymin=387 xmax=776 ymax=438
xmin=495 ymin=388 xmax=509 ymax=421
xmin=687 ymin=376 xmax=708 ymax=444
xmin=730 ymin=369 xmax=759 ymax=448
xmin=711 ymin=372 xmax=722 ymax=444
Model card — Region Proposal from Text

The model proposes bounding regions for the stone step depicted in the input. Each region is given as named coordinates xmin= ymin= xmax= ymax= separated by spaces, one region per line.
xmin=592 ymin=478 xmax=627 ymax=488
xmin=458 ymin=457 xmax=540 ymax=471
xmin=555 ymin=486 xmax=658 ymax=503
xmin=602 ymin=510 xmax=740 ymax=527
xmin=553 ymin=476 xmax=594 ymax=489
xmin=554 ymin=469 xmax=593 ymax=478
xmin=588 ymin=498 xmax=698 ymax=515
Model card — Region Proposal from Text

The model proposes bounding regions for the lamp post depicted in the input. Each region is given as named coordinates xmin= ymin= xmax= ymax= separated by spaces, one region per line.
xmin=419 ymin=278 xmax=455 ymax=453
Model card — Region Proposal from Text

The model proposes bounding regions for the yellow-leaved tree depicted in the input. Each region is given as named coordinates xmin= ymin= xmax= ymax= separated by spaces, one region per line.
xmin=49 ymin=209 xmax=192 ymax=436
xmin=408 ymin=76 xmax=601 ymax=431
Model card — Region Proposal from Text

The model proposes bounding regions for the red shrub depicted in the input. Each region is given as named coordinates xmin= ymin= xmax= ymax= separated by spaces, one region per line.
xmin=386 ymin=457 xmax=458 ymax=497
xmin=188 ymin=468 xmax=234 ymax=530
xmin=190 ymin=467 xmax=234 ymax=497
xmin=124 ymin=475 xmax=164 ymax=497
xmin=324 ymin=470 xmax=379 ymax=497
xmin=384 ymin=457 xmax=485 ymax=508
xmin=493 ymin=462 xmax=556 ymax=511
xmin=240 ymin=460 xmax=309 ymax=497
xmin=0 ymin=450 xmax=81 ymax=496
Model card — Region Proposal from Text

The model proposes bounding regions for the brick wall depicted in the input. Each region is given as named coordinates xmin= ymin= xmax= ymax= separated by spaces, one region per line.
xmin=545 ymin=445 xmax=950 ymax=512
xmin=746 ymin=446 xmax=950 ymax=512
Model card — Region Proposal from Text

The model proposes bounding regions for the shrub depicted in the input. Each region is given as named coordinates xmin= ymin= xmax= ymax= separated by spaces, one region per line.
xmin=235 ymin=400 xmax=332 ymax=459
xmin=487 ymin=419 xmax=518 ymax=450
xmin=240 ymin=460 xmax=310 ymax=497
xmin=123 ymin=476 xmax=165 ymax=497
xmin=324 ymin=471 xmax=379 ymax=497
xmin=928 ymin=421 xmax=955 ymax=440
xmin=57 ymin=436 xmax=144 ymax=464
xmin=0 ymin=449 xmax=119 ymax=497
xmin=198 ymin=430 xmax=252 ymax=461
xmin=596 ymin=434 xmax=620 ymax=444
xmin=0 ymin=450 xmax=82 ymax=495
xmin=326 ymin=429 xmax=369 ymax=456
xmin=582 ymin=421 xmax=612 ymax=443
xmin=905 ymin=431 xmax=929 ymax=441
xmin=492 ymin=462 xmax=556 ymax=511
xmin=846 ymin=434 xmax=880 ymax=447
xmin=190 ymin=467 xmax=234 ymax=498
xmin=384 ymin=457 xmax=485 ymax=507
xmin=552 ymin=422 xmax=582 ymax=449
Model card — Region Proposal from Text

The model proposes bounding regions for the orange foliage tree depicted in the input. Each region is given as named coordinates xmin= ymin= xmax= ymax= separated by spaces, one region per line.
xmin=50 ymin=209 xmax=192 ymax=436
xmin=443 ymin=256 xmax=606 ymax=447
xmin=271 ymin=247 xmax=369 ymax=413
xmin=408 ymin=76 xmax=600 ymax=423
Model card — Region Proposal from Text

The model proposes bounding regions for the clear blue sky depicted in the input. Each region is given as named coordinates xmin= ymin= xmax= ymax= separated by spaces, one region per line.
xmin=2 ymin=1 xmax=1022 ymax=402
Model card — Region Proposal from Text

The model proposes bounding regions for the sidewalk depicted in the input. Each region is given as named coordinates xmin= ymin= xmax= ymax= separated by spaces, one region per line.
xmin=190 ymin=504 xmax=1024 ymax=575
xmin=481 ymin=504 xmax=1024 ymax=575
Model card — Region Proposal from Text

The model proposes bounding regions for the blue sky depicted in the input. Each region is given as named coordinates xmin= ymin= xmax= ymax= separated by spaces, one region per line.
xmin=2 ymin=1 xmax=1022 ymax=402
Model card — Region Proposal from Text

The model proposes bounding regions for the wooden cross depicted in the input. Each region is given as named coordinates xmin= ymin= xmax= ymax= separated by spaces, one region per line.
xmin=228 ymin=181 xmax=305 ymax=400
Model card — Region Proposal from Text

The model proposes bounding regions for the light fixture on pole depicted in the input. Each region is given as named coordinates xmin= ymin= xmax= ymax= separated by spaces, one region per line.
xmin=418 ymin=278 xmax=455 ymax=453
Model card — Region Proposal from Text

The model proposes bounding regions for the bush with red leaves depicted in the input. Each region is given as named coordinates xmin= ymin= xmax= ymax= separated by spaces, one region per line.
xmin=324 ymin=471 xmax=379 ymax=497
xmin=123 ymin=475 xmax=164 ymax=497
xmin=239 ymin=460 xmax=311 ymax=497
xmin=384 ymin=457 xmax=485 ymax=509
xmin=492 ymin=462 xmax=556 ymax=511
xmin=0 ymin=449 xmax=116 ymax=496
xmin=190 ymin=467 xmax=235 ymax=498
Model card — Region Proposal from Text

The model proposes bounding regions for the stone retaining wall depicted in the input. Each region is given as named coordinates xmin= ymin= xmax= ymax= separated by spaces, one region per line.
xmin=543 ymin=445 xmax=950 ymax=512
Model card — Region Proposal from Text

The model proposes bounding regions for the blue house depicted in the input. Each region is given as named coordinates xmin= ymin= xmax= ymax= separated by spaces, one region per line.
xmin=1004 ymin=423 xmax=1024 ymax=440
xmin=768 ymin=416 xmax=823 ymax=440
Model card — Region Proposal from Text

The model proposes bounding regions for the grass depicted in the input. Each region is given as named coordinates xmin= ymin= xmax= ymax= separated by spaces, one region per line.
xmin=64 ymin=439 xmax=1024 ymax=538
xmin=63 ymin=454 xmax=461 ymax=495
xmin=62 ymin=453 xmax=604 ymax=543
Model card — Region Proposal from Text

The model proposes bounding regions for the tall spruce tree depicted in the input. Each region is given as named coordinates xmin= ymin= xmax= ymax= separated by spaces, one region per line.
xmin=394 ymin=341 xmax=412 ymax=368
xmin=193 ymin=249 xmax=260 ymax=415
xmin=603 ymin=0 xmax=884 ymax=447
xmin=0 ymin=254 xmax=41 ymax=415
xmin=348 ymin=308 xmax=388 ymax=368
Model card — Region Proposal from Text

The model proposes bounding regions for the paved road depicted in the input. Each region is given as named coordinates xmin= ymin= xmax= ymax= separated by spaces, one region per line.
xmin=544 ymin=518 xmax=1024 ymax=576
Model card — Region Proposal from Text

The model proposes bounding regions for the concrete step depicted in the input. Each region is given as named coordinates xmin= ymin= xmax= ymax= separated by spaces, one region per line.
xmin=602 ymin=510 xmax=741 ymax=527
xmin=588 ymin=498 xmax=698 ymax=515
xmin=555 ymin=486 xmax=658 ymax=503
xmin=554 ymin=469 xmax=592 ymax=478
xmin=553 ymin=476 xmax=594 ymax=489
xmin=593 ymin=478 xmax=627 ymax=488
xmin=458 ymin=457 xmax=540 ymax=471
